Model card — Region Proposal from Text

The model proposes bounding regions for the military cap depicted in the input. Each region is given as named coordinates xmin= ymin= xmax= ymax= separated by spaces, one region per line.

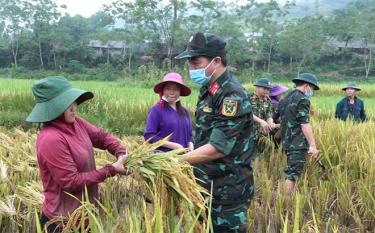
xmin=254 ymin=77 xmax=272 ymax=89
xmin=292 ymin=73 xmax=320 ymax=90
xmin=175 ymin=32 xmax=226 ymax=59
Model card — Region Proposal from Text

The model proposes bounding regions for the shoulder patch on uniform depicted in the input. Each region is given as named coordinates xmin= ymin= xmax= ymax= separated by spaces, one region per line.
xmin=221 ymin=98 xmax=238 ymax=117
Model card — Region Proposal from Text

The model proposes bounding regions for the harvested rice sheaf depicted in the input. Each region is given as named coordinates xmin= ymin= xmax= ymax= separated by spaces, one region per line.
xmin=124 ymin=136 xmax=209 ymax=210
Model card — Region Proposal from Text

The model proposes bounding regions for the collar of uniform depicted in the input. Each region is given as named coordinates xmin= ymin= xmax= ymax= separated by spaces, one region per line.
xmin=215 ymin=69 xmax=229 ymax=86
xmin=199 ymin=82 xmax=210 ymax=97
xmin=345 ymin=96 xmax=357 ymax=102
xmin=207 ymin=69 xmax=229 ymax=95
xmin=294 ymin=89 xmax=304 ymax=95
xmin=209 ymin=82 xmax=220 ymax=95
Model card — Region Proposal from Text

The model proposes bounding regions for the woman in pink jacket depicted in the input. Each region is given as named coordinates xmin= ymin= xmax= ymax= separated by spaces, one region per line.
xmin=26 ymin=76 xmax=128 ymax=232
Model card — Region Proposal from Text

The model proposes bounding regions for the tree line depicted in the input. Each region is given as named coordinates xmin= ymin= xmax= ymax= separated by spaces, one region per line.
xmin=0 ymin=0 xmax=374 ymax=80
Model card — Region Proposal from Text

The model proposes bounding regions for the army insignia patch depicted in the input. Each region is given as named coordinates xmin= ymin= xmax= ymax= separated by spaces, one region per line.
xmin=221 ymin=98 xmax=238 ymax=117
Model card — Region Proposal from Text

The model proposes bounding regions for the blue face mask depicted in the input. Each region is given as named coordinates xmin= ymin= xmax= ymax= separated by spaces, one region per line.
xmin=305 ymin=87 xmax=313 ymax=99
xmin=189 ymin=59 xmax=216 ymax=86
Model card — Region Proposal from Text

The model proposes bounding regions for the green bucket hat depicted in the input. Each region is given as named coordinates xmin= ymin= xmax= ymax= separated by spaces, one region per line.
xmin=342 ymin=82 xmax=361 ymax=91
xmin=26 ymin=76 xmax=93 ymax=123
xmin=292 ymin=73 xmax=320 ymax=90
xmin=254 ymin=77 xmax=272 ymax=89
xmin=175 ymin=32 xmax=226 ymax=60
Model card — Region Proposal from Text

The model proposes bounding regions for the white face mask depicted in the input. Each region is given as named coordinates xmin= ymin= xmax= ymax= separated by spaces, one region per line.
xmin=162 ymin=96 xmax=181 ymax=103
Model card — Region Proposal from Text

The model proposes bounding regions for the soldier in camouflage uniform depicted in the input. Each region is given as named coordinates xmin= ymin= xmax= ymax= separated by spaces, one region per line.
xmin=251 ymin=77 xmax=276 ymax=156
xmin=273 ymin=73 xmax=319 ymax=192
xmin=176 ymin=32 xmax=254 ymax=232
xmin=269 ymin=84 xmax=289 ymax=147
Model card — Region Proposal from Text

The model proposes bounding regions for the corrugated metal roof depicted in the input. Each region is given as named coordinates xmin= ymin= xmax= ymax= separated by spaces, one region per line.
xmin=88 ymin=40 xmax=127 ymax=49
xmin=327 ymin=38 xmax=374 ymax=49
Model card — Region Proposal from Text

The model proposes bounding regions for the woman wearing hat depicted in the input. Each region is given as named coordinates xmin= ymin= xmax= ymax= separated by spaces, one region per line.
xmin=269 ymin=84 xmax=289 ymax=110
xmin=269 ymin=84 xmax=289 ymax=146
xmin=144 ymin=72 xmax=194 ymax=152
xmin=335 ymin=82 xmax=367 ymax=122
xmin=26 ymin=76 xmax=129 ymax=232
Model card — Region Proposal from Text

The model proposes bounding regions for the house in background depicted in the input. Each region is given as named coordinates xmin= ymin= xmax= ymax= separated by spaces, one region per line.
xmin=327 ymin=38 xmax=374 ymax=54
xmin=88 ymin=40 xmax=127 ymax=56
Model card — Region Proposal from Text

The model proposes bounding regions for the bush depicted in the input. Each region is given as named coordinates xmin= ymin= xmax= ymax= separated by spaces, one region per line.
xmin=66 ymin=60 xmax=86 ymax=73
xmin=135 ymin=63 xmax=163 ymax=87
xmin=338 ymin=67 xmax=375 ymax=77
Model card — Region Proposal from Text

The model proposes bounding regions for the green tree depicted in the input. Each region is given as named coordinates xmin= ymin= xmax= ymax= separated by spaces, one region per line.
xmin=0 ymin=0 xmax=31 ymax=68
xmin=50 ymin=15 xmax=86 ymax=69
xmin=106 ymin=0 xmax=188 ymax=66
xmin=245 ymin=0 xmax=290 ymax=72
xmin=278 ymin=16 xmax=326 ymax=74
xmin=327 ymin=0 xmax=375 ymax=78
xmin=353 ymin=0 xmax=375 ymax=78
xmin=28 ymin=0 xmax=61 ymax=69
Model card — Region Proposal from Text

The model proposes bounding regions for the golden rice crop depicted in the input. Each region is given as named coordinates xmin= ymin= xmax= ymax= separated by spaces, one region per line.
xmin=0 ymin=84 xmax=375 ymax=232
xmin=0 ymin=128 xmax=210 ymax=232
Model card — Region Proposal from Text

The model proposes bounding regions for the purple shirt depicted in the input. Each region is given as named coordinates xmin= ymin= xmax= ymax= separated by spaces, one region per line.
xmin=144 ymin=103 xmax=193 ymax=152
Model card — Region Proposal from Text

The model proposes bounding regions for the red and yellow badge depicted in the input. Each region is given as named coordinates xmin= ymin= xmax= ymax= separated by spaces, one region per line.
xmin=221 ymin=98 xmax=238 ymax=117
xmin=209 ymin=82 xmax=220 ymax=95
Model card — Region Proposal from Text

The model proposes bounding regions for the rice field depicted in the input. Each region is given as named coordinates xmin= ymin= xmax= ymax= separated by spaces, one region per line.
xmin=0 ymin=78 xmax=375 ymax=232
xmin=0 ymin=79 xmax=374 ymax=135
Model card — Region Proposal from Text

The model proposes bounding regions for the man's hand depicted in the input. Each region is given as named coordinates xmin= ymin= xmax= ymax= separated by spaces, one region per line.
xmin=269 ymin=122 xmax=277 ymax=130
xmin=188 ymin=142 xmax=194 ymax=152
xmin=260 ymin=120 xmax=271 ymax=133
xmin=308 ymin=145 xmax=319 ymax=159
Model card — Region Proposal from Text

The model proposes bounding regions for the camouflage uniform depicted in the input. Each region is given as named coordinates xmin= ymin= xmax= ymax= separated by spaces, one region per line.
xmin=270 ymin=103 xmax=282 ymax=147
xmin=250 ymin=93 xmax=273 ymax=155
xmin=194 ymin=70 xmax=254 ymax=232
xmin=273 ymin=89 xmax=310 ymax=181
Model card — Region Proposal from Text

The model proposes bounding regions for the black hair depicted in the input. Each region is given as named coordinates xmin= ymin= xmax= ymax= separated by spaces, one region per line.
xmin=220 ymin=52 xmax=228 ymax=67
xmin=208 ymin=54 xmax=227 ymax=67
xmin=162 ymin=100 xmax=187 ymax=117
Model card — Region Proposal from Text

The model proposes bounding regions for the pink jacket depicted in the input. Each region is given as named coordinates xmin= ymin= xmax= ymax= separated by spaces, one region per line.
xmin=36 ymin=116 xmax=126 ymax=219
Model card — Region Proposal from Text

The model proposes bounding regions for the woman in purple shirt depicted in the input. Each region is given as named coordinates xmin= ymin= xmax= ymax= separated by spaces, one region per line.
xmin=144 ymin=72 xmax=194 ymax=152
